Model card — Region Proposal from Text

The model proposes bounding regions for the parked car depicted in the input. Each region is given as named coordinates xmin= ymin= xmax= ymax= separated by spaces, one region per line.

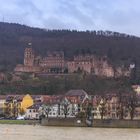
xmin=16 ymin=115 xmax=25 ymax=120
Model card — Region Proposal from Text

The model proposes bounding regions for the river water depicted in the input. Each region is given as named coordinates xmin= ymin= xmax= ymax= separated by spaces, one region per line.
xmin=0 ymin=124 xmax=139 ymax=140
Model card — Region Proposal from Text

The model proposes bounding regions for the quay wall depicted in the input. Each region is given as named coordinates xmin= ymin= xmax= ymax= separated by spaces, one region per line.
xmin=41 ymin=118 xmax=86 ymax=127
xmin=93 ymin=119 xmax=140 ymax=128
xmin=41 ymin=118 xmax=140 ymax=128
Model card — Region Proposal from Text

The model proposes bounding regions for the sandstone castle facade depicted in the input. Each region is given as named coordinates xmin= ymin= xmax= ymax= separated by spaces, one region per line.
xmin=15 ymin=46 xmax=130 ymax=77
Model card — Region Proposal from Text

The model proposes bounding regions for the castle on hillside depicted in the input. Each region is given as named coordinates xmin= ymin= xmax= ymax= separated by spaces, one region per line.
xmin=14 ymin=46 xmax=130 ymax=78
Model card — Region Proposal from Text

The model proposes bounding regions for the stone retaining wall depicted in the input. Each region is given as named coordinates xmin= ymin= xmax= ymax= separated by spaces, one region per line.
xmin=41 ymin=118 xmax=140 ymax=128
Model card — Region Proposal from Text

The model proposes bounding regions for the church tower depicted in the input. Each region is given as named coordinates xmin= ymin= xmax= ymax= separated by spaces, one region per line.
xmin=24 ymin=43 xmax=35 ymax=66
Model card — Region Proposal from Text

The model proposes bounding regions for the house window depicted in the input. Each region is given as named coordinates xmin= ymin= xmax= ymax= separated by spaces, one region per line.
xmin=112 ymin=105 xmax=116 ymax=111
xmin=112 ymin=113 xmax=116 ymax=118
xmin=94 ymin=113 xmax=97 ymax=116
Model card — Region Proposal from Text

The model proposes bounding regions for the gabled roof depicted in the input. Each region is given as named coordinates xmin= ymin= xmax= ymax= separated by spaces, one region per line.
xmin=42 ymin=95 xmax=64 ymax=104
xmin=65 ymin=89 xmax=88 ymax=97
xmin=27 ymin=103 xmax=42 ymax=110
xmin=0 ymin=95 xmax=6 ymax=100
xmin=5 ymin=95 xmax=24 ymax=102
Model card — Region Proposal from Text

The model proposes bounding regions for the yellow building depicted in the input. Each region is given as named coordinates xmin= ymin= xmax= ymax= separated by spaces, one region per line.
xmin=21 ymin=94 xmax=34 ymax=111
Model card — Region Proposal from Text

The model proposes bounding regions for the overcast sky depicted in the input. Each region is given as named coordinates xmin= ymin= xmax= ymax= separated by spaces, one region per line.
xmin=0 ymin=0 xmax=140 ymax=36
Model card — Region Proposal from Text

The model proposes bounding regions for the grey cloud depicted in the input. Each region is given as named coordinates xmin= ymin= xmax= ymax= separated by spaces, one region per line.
xmin=52 ymin=0 xmax=95 ymax=29
xmin=0 ymin=0 xmax=140 ymax=36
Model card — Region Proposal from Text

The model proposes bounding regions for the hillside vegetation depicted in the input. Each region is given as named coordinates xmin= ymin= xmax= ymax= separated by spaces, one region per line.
xmin=0 ymin=74 xmax=133 ymax=95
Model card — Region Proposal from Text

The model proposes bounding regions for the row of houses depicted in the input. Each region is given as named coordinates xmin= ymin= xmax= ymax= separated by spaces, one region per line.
xmin=0 ymin=94 xmax=35 ymax=118
xmin=0 ymin=89 xmax=139 ymax=120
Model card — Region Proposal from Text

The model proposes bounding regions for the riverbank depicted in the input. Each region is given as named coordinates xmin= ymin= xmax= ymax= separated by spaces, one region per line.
xmin=41 ymin=118 xmax=140 ymax=128
xmin=0 ymin=120 xmax=39 ymax=125
xmin=1 ymin=118 xmax=140 ymax=128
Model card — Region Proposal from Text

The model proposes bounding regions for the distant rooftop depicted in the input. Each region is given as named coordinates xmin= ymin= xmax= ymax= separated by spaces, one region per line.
xmin=65 ymin=89 xmax=88 ymax=96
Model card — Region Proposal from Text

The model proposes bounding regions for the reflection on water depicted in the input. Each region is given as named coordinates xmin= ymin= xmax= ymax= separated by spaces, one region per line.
xmin=0 ymin=124 xmax=139 ymax=140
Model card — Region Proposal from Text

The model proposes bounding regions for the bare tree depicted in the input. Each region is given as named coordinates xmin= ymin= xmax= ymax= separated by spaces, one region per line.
xmin=86 ymin=102 xmax=93 ymax=120
xmin=63 ymin=104 xmax=69 ymax=118
xmin=39 ymin=104 xmax=50 ymax=118
xmin=128 ymin=94 xmax=137 ymax=120
xmin=117 ymin=93 xmax=126 ymax=120
xmin=99 ymin=98 xmax=106 ymax=120
xmin=61 ymin=98 xmax=70 ymax=118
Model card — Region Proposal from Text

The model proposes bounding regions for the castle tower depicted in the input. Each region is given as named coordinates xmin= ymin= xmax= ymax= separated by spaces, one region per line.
xmin=24 ymin=43 xmax=35 ymax=66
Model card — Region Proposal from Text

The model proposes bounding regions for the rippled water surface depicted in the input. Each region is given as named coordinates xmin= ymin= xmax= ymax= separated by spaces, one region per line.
xmin=0 ymin=124 xmax=139 ymax=140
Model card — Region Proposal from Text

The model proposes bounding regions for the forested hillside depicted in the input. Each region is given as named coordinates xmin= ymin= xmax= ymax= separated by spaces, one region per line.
xmin=0 ymin=22 xmax=140 ymax=94
xmin=0 ymin=22 xmax=140 ymax=71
